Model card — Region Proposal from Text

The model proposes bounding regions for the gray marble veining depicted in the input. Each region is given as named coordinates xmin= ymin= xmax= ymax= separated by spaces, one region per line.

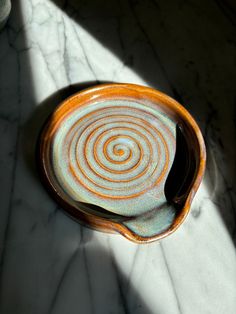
xmin=0 ymin=0 xmax=236 ymax=313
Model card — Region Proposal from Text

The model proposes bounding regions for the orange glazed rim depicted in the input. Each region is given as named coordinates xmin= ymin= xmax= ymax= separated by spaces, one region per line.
xmin=37 ymin=83 xmax=206 ymax=243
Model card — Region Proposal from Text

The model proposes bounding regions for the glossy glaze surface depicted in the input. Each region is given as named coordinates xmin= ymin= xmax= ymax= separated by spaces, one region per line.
xmin=39 ymin=84 xmax=206 ymax=241
xmin=51 ymin=99 xmax=176 ymax=214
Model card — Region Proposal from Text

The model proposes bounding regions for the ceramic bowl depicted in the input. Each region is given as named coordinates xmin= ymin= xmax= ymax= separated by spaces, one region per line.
xmin=38 ymin=83 xmax=206 ymax=243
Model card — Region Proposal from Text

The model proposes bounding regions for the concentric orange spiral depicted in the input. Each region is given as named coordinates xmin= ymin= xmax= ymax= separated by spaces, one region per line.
xmin=52 ymin=100 xmax=176 ymax=216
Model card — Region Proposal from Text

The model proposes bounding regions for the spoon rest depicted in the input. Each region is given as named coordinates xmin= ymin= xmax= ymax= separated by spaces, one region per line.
xmin=38 ymin=83 xmax=206 ymax=243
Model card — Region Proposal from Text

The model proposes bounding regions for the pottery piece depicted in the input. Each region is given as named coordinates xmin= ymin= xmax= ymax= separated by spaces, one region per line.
xmin=38 ymin=83 xmax=206 ymax=243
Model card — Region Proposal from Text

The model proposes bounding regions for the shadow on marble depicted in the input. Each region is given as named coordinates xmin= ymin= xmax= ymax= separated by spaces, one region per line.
xmin=0 ymin=4 xmax=152 ymax=313
xmin=1 ymin=221 xmax=153 ymax=313
xmin=50 ymin=0 xmax=236 ymax=243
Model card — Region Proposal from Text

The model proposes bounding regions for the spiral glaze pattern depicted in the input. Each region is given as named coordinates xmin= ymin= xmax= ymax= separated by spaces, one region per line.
xmin=51 ymin=99 xmax=176 ymax=216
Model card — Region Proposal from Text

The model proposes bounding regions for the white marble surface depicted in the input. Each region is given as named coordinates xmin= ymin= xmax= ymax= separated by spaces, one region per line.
xmin=0 ymin=0 xmax=236 ymax=313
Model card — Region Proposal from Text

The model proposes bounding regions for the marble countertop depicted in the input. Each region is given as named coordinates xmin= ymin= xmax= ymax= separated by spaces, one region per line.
xmin=0 ymin=0 xmax=236 ymax=313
